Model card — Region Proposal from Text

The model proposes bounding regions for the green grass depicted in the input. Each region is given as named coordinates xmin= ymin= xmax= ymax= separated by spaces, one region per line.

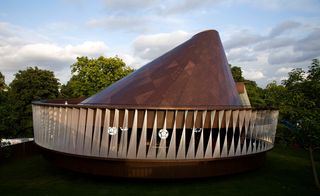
xmin=0 ymin=146 xmax=319 ymax=196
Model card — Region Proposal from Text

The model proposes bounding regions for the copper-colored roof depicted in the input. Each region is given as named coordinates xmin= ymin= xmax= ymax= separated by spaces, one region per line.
xmin=81 ymin=30 xmax=242 ymax=109
xmin=236 ymin=82 xmax=245 ymax=94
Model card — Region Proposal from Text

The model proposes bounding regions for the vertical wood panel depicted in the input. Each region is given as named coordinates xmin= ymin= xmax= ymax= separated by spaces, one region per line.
xmin=109 ymin=109 xmax=119 ymax=158
xmin=236 ymin=110 xmax=245 ymax=156
xmin=76 ymin=108 xmax=87 ymax=155
xmin=177 ymin=111 xmax=188 ymax=159
xmin=92 ymin=109 xmax=102 ymax=156
xmin=229 ymin=110 xmax=239 ymax=157
xmin=127 ymin=109 xmax=138 ymax=158
xmin=248 ymin=111 xmax=257 ymax=154
xmin=147 ymin=111 xmax=157 ymax=159
xmin=167 ymin=110 xmax=177 ymax=159
xmin=118 ymin=109 xmax=129 ymax=158
xmin=83 ymin=108 xmax=94 ymax=156
xmin=69 ymin=108 xmax=79 ymax=153
xmin=43 ymin=106 xmax=49 ymax=148
xmin=47 ymin=107 xmax=54 ymax=149
xmin=196 ymin=110 xmax=206 ymax=158
xmin=100 ymin=109 xmax=110 ymax=157
xmin=157 ymin=110 xmax=167 ymax=159
xmin=58 ymin=107 xmax=67 ymax=151
xmin=186 ymin=110 xmax=197 ymax=159
xmin=137 ymin=110 xmax=148 ymax=158
xmin=65 ymin=107 xmax=74 ymax=153
xmin=205 ymin=110 xmax=215 ymax=158
xmin=32 ymin=106 xmax=38 ymax=143
xmin=52 ymin=107 xmax=59 ymax=150
xmin=213 ymin=110 xmax=224 ymax=158
xmin=242 ymin=110 xmax=251 ymax=155
xmin=221 ymin=110 xmax=231 ymax=157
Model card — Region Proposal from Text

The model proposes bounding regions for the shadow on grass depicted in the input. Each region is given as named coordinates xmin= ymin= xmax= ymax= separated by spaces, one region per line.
xmin=0 ymin=145 xmax=319 ymax=196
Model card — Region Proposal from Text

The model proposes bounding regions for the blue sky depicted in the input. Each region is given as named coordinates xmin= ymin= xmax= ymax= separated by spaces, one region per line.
xmin=1 ymin=0 xmax=320 ymax=86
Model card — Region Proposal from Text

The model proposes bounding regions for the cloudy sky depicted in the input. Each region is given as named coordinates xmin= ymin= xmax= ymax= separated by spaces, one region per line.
xmin=1 ymin=0 xmax=320 ymax=87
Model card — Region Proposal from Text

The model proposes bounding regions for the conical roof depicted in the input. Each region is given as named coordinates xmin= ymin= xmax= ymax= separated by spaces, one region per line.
xmin=81 ymin=30 xmax=242 ymax=109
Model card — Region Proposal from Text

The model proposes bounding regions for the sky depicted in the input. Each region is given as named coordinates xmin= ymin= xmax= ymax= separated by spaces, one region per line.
xmin=1 ymin=0 xmax=320 ymax=87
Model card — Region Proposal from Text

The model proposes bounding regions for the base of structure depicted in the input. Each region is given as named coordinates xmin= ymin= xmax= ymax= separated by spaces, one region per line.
xmin=39 ymin=146 xmax=267 ymax=179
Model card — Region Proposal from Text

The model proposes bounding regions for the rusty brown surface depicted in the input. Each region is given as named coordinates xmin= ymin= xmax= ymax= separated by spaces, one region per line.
xmin=40 ymin=146 xmax=266 ymax=179
xmin=81 ymin=30 xmax=242 ymax=109
xmin=236 ymin=82 xmax=245 ymax=94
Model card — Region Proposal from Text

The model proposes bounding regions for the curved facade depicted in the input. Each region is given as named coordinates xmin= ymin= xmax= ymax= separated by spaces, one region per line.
xmin=32 ymin=30 xmax=278 ymax=178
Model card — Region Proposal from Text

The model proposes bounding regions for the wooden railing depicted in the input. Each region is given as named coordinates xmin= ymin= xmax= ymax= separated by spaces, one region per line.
xmin=32 ymin=103 xmax=278 ymax=160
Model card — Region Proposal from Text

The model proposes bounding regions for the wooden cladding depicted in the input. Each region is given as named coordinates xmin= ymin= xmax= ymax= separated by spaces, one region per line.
xmin=32 ymin=105 xmax=278 ymax=160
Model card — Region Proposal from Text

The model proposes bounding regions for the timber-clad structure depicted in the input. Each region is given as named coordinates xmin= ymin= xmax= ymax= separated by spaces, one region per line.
xmin=32 ymin=30 xmax=279 ymax=178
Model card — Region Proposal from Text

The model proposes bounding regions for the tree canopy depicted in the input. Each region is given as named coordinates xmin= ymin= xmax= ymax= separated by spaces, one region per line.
xmin=230 ymin=65 xmax=265 ymax=108
xmin=61 ymin=56 xmax=134 ymax=98
xmin=0 ymin=72 xmax=6 ymax=91
xmin=6 ymin=67 xmax=60 ymax=137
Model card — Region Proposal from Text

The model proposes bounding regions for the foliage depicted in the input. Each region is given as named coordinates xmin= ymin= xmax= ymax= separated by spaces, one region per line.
xmin=281 ymin=62 xmax=320 ymax=149
xmin=264 ymin=81 xmax=287 ymax=108
xmin=230 ymin=65 xmax=245 ymax=82
xmin=244 ymin=80 xmax=266 ymax=108
xmin=278 ymin=59 xmax=320 ymax=188
xmin=0 ymin=72 xmax=9 ymax=139
xmin=7 ymin=67 xmax=60 ymax=137
xmin=61 ymin=56 xmax=134 ymax=98
xmin=229 ymin=64 xmax=266 ymax=108
xmin=0 ymin=72 xmax=6 ymax=91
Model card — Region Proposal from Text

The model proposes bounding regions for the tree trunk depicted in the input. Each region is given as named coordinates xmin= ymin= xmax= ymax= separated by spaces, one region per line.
xmin=309 ymin=146 xmax=320 ymax=189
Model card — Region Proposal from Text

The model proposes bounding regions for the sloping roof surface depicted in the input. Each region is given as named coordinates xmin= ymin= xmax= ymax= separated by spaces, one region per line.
xmin=81 ymin=30 xmax=242 ymax=109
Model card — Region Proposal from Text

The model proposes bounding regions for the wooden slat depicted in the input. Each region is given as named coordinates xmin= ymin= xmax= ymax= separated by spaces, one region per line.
xmin=196 ymin=110 xmax=207 ymax=158
xmin=186 ymin=110 xmax=197 ymax=159
xmin=167 ymin=110 xmax=177 ymax=159
xmin=177 ymin=110 xmax=188 ymax=159
xmin=213 ymin=110 xmax=224 ymax=158
xmin=221 ymin=110 xmax=231 ymax=157
xmin=127 ymin=109 xmax=138 ymax=158
xmin=100 ymin=109 xmax=110 ymax=157
xmin=147 ymin=111 xmax=157 ymax=159
xmin=83 ymin=108 xmax=94 ymax=156
xmin=118 ymin=109 xmax=129 ymax=158
xmin=205 ymin=110 xmax=215 ymax=158
xmin=228 ymin=110 xmax=239 ymax=157
xmin=109 ymin=109 xmax=119 ymax=158
xmin=69 ymin=108 xmax=79 ymax=153
xmin=157 ymin=110 xmax=167 ymax=159
xmin=137 ymin=110 xmax=148 ymax=158
xmin=75 ymin=108 xmax=87 ymax=155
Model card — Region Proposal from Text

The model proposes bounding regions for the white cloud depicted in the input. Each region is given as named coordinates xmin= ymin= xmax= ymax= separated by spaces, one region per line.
xmin=132 ymin=31 xmax=192 ymax=60
xmin=276 ymin=67 xmax=294 ymax=74
xmin=237 ymin=0 xmax=319 ymax=12
xmin=223 ymin=29 xmax=264 ymax=50
xmin=226 ymin=47 xmax=257 ymax=62
xmin=243 ymin=69 xmax=265 ymax=80
xmin=87 ymin=15 xmax=150 ymax=32
xmin=0 ymin=22 xmax=109 ymax=84
xmin=102 ymin=0 xmax=159 ymax=11
xmin=269 ymin=21 xmax=301 ymax=37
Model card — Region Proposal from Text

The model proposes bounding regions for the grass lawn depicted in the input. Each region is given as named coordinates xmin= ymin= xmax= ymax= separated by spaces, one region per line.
xmin=0 ymin=145 xmax=319 ymax=196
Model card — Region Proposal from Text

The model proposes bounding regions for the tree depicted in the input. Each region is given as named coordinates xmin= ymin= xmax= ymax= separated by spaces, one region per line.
xmin=264 ymin=81 xmax=287 ymax=108
xmin=244 ymin=80 xmax=266 ymax=108
xmin=230 ymin=65 xmax=245 ymax=82
xmin=8 ymin=67 xmax=60 ymax=137
xmin=0 ymin=72 xmax=6 ymax=91
xmin=281 ymin=59 xmax=320 ymax=189
xmin=61 ymin=56 xmax=134 ymax=98
xmin=229 ymin=64 xmax=266 ymax=108
xmin=0 ymin=72 xmax=9 ymax=139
